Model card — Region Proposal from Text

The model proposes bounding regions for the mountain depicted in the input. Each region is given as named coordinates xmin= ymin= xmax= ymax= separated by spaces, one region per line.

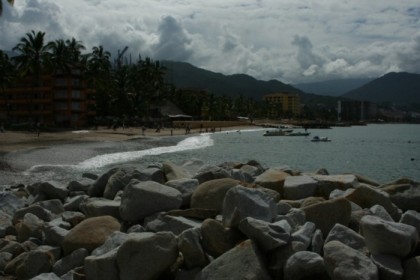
xmin=162 ymin=61 xmax=303 ymax=100
xmin=342 ymin=72 xmax=420 ymax=108
xmin=293 ymin=78 xmax=374 ymax=96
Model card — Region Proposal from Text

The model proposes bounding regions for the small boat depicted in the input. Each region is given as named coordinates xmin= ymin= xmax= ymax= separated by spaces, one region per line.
xmin=311 ymin=136 xmax=331 ymax=142
xmin=285 ymin=131 xmax=310 ymax=136
xmin=263 ymin=129 xmax=293 ymax=136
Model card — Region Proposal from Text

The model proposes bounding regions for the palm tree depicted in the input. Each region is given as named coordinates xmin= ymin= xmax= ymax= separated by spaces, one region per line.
xmin=46 ymin=39 xmax=71 ymax=74
xmin=65 ymin=37 xmax=85 ymax=65
xmin=0 ymin=0 xmax=14 ymax=16
xmin=0 ymin=50 xmax=16 ymax=121
xmin=12 ymin=30 xmax=50 ymax=121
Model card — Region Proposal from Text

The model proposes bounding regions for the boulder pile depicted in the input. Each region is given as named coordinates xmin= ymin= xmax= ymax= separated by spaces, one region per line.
xmin=0 ymin=158 xmax=420 ymax=279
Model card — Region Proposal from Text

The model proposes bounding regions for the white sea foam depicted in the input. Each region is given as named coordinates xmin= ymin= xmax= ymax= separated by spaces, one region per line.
xmin=77 ymin=134 xmax=214 ymax=169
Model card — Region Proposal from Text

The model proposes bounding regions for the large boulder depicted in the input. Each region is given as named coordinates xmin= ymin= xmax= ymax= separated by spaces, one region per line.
xmin=80 ymin=198 xmax=121 ymax=219
xmin=144 ymin=213 xmax=201 ymax=235
xmin=254 ymin=168 xmax=290 ymax=195
xmin=193 ymin=164 xmax=231 ymax=184
xmin=13 ymin=205 xmax=53 ymax=224
xmin=201 ymin=218 xmax=241 ymax=258
xmin=324 ymin=240 xmax=379 ymax=280
xmin=52 ymin=248 xmax=89 ymax=276
xmin=5 ymin=250 xmax=54 ymax=280
xmin=119 ymin=180 xmax=182 ymax=222
xmin=222 ymin=186 xmax=277 ymax=228
xmin=16 ymin=213 xmax=44 ymax=242
xmin=190 ymin=178 xmax=239 ymax=212
xmin=165 ymin=178 xmax=199 ymax=207
xmin=88 ymin=168 xmax=119 ymax=197
xmin=0 ymin=192 xmax=25 ymax=217
xmin=162 ymin=161 xmax=190 ymax=181
xmin=360 ymin=215 xmax=418 ymax=258
xmin=62 ymin=215 xmax=120 ymax=255
xmin=283 ymin=251 xmax=329 ymax=280
xmin=302 ymin=198 xmax=352 ymax=237
xmin=195 ymin=240 xmax=271 ymax=280
xmin=400 ymin=210 xmax=420 ymax=235
xmin=403 ymin=256 xmax=420 ymax=280
xmin=382 ymin=180 xmax=420 ymax=212
xmin=345 ymin=184 xmax=401 ymax=221
xmin=85 ymin=247 xmax=119 ymax=280
xmin=103 ymin=168 xmax=134 ymax=199
xmin=312 ymin=174 xmax=359 ymax=198
xmin=283 ymin=175 xmax=318 ymax=200
xmin=178 ymin=228 xmax=209 ymax=269
xmin=325 ymin=223 xmax=367 ymax=253
xmin=133 ymin=167 xmax=166 ymax=184
xmin=37 ymin=181 xmax=69 ymax=201
xmin=116 ymin=232 xmax=178 ymax=280
xmin=371 ymin=254 xmax=403 ymax=280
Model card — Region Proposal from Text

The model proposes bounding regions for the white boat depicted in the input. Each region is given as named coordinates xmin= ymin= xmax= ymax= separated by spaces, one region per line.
xmin=311 ymin=136 xmax=331 ymax=142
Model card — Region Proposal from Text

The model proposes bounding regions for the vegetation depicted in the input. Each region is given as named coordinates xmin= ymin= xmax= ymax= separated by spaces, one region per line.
xmin=0 ymin=0 xmax=13 ymax=16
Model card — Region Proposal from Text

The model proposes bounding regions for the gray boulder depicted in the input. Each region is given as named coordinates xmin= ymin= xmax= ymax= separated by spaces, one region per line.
xmin=80 ymin=197 xmax=121 ymax=219
xmin=165 ymin=178 xmax=199 ymax=207
xmin=37 ymin=181 xmax=69 ymax=201
xmin=360 ymin=215 xmax=418 ymax=258
xmin=91 ymin=231 xmax=129 ymax=256
xmin=324 ymin=240 xmax=379 ymax=280
xmin=370 ymin=204 xmax=394 ymax=221
xmin=52 ymin=248 xmax=89 ymax=276
xmin=403 ymin=256 xmax=420 ymax=280
xmin=284 ymin=251 xmax=328 ymax=280
xmin=43 ymin=223 xmax=69 ymax=247
xmin=283 ymin=175 xmax=318 ymax=200
xmin=311 ymin=229 xmax=324 ymax=255
xmin=16 ymin=213 xmax=44 ymax=242
xmin=238 ymin=217 xmax=291 ymax=252
xmin=5 ymin=250 xmax=54 ymax=280
xmin=145 ymin=213 xmax=201 ymax=235
xmin=291 ymin=221 xmax=316 ymax=250
xmin=63 ymin=194 xmax=89 ymax=212
xmin=67 ymin=178 xmax=92 ymax=193
xmin=222 ymin=185 xmax=277 ymax=228
xmin=116 ymin=232 xmax=178 ymax=280
xmin=163 ymin=161 xmax=191 ymax=181
xmin=29 ymin=273 xmax=61 ymax=280
xmin=312 ymin=174 xmax=358 ymax=198
xmin=201 ymin=218 xmax=240 ymax=258
xmin=190 ymin=178 xmax=239 ymax=212
xmin=0 ymin=210 xmax=13 ymax=237
xmin=254 ymin=168 xmax=290 ymax=194
xmin=119 ymin=180 xmax=182 ymax=222
xmin=193 ymin=164 xmax=231 ymax=184
xmin=85 ymin=247 xmax=119 ymax=280
xmin=195 ymin=240 xmax=271 ymax=280
xmin=400 ymin=210 xmax=420 ymax=235
xmin=133 ymin=167 xmax=166 ymax=184
xmin=34 ymin=199 xmax=64 ymax=216
xmin=178 ymin=227 xmax=208 ymax=268
xmin=61 ymin=211 xmax=85 ymax=227
xmin=13 ymin=205 xmax=53 ymax=224
xmin=88 ymin=167 xmax=119 ymax=197
xmin=382 ymin=179 xmax=420 ymax=212
xmin=103 ymin=168 xmax=134 ymax=199
xmin=325 ymin=223 xmax=367 ymax=253
xmin=0 ymin=251 xmax=13 ymax=271
xmin=371 ymin=254 xmax=403 ymax=280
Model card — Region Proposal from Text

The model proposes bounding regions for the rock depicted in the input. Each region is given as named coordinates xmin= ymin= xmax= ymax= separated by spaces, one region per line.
xmin=67 ymin=178 xmax=92 ymax=193
xmin=103 ymin=168 xmax=134 ymax=199
xmin=91 ymin=231 xmax=129 ymax=256
xmin=403 ymin=256 xmax=420 ymax=280
xmin=312 ymin=174 xmax=359 ymax=198
xmin=291 ymin=222 xmax=316 ymax=250
xmin=382 ymin=180 xmax=420 ymax=212
xmin=300 ymin=196 xmax=326 ymax=208
xmin=190 ymin=178 xmax=239 ymax=212
xmin=163 ymin=161 xmax=190 ymax=181
xmin=6 ymin=250 xmax=54 ymax=280
xmin=193 ymin=164 xmax=231 ymax=184
xmin=30 ymin=272 xmax=61 ymax=280
xmin=201 ymin=219 xmax=241 ymax=258
xmin=400 ymin=210 xmax=420 ymax=235
xmin=80 ymin=197 xmax=121 ymax=219
xmin=311 ymin=229 xmax=324 ymax=255
xmin=0 ymin=240 xmax=26 ymax=258
xmin=325 ymin=223 xmax=367 ymax=253
xmin=0 ymin=252 xmax=13 ymax=271
xmin=238 ymin=217 xmax=291 ymax=252
xmin=62 ymin=215 xmax=121 ymax=255
xmin=126 ymin=224 xmax=145 ymax=233
xmin=167 ymin=208 xmax=218 ymax=221
xmin=133 ymin=167 xmax=166 ymax=184
xmin=88 ymin=167 xmax=119 ymax=197
xmin=345 ymin=184 xmax=400 ymax=221
xmin=116 ymin=232 xmax=178 ymax=280
xmin=360 ymin=215 xmax=418 ymax=258
xmin=52 ymin=248 xmax=89 ymax=276
xmin=195 ymin=240 xmax=271 ymax=280
xmin=302 ymin=198 xmax=352 ymax=237
xmin=178 ymin=228 xmax=208 ymax=268
xmin=34 ymin=199 xmax=64 ymax=216
xmin=37 ymin=181 xmax=69 ymax=201
xmin=230 ymin=168 xmax=253 ymax=183
xmin=240 ymin=163 xmax=264 ymax=177
xmin=370 ymin=204 xmax=394 ymax=221
xmin=16 ymin=213 xmax=44 ymax=242
xmin=83 ymin=172 xmax=98 ymax=180
xmin=85 ymin=247 xmax=119 ymax=280
xmin=277 ymin=201 xmax=292 ymax=215
xmin=324 ymin=240 xmax=379 ymax=280
xmin=119 ymin=180 xmax=182 ymax=222
xmin=267 ymin=241 xmax=304 ymax=278
xmin=13 ymin=205 xmax=53 ymax=224
xmin=222 ymin=186 xmax=277 ymax=228
xmin=61 ymin=211 xmax=85 ymax=227
xmin=371 ymin=254 xmax=403 ymax=280
xmin=283 ymin=175 xmax=318 ymax=200
xmin=43 ymin=223 xmax=69 ymax=247
xmin=165 ymin=178 xmax=199 ymax=207
xmin=63 ymin=195 xmax=89 ymax=212
xmin=284 ymin=251 xmax=328 ymax=280
xmin=276 ymin=208 xmax=306 ymax=231
xmin=254 ymin=168 xmax=290 ymax=194
xmin=0 ymin=210 xmax=13 ymax=237
xmin=144 ymin=213 xmax=201 ymax=235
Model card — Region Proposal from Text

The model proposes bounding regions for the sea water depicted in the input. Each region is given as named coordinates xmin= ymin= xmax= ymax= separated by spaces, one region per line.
xmin=1 ymin=124 xmax=419 ymax=186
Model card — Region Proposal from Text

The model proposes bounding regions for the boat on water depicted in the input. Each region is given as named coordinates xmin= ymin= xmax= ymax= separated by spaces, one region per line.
xmin=285 ymin=131 xmax=310 ymax=136
xmin=263 ymin=129 xmax=293 ymax=136
xmin=311 ymin=136 xmax=331 ymax=142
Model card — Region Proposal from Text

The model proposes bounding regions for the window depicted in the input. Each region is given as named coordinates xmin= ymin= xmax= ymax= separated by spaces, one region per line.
xmin=72 ymin=90 xmax=81 ymax=98
xmin=72 ymin=102 xmax=81 ymax=110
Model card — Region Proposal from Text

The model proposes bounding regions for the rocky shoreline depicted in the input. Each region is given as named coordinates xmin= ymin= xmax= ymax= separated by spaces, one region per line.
xmin=0 ymin=159 xmax=419 ymax=279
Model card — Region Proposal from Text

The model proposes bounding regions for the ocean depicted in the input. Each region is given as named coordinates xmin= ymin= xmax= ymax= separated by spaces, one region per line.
xmin=1 ymin=124 xmax=419 ymax=187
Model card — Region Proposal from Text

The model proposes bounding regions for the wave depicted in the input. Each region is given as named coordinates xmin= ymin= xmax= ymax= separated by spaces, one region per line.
xmin=27 ymin=134 xmax=214 ymax=173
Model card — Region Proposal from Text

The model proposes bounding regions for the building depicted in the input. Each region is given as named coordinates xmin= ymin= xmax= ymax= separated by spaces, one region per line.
xmin=263 ymin=92 xmax=301 ymax=117
xmin=337 ymin=100 xmax=378 ymax=122
xmin=0 ymin=70 xmax=95 ymax=127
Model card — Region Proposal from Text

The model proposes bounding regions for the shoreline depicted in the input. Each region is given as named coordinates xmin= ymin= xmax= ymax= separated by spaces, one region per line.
xmin=0 ymin=124 xmax=257 ymax=154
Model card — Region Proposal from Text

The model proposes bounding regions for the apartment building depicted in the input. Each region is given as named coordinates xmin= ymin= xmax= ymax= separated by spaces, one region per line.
xmin=263 ymin=92 xmax=301 ymax=117
xmin=0 ymin=70 xmax=95 ymax=127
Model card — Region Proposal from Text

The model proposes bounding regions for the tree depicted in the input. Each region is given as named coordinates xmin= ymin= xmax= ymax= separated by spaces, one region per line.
xmin=0 ymin=0 xmax=14 ymax=16
xmin=12 ymin=30 xmax=50 ymax=121
xmin=0 ymin=50 xmax=16 ymax=121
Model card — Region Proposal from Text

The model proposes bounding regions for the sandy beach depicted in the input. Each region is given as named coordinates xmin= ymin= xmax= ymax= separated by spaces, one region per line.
xmin=0 ymin=124 xmax=256 ymax=154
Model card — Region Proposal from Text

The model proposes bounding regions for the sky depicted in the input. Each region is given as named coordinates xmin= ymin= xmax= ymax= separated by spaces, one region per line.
xmin=1 ymin=0 xmax=420 ymax=84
